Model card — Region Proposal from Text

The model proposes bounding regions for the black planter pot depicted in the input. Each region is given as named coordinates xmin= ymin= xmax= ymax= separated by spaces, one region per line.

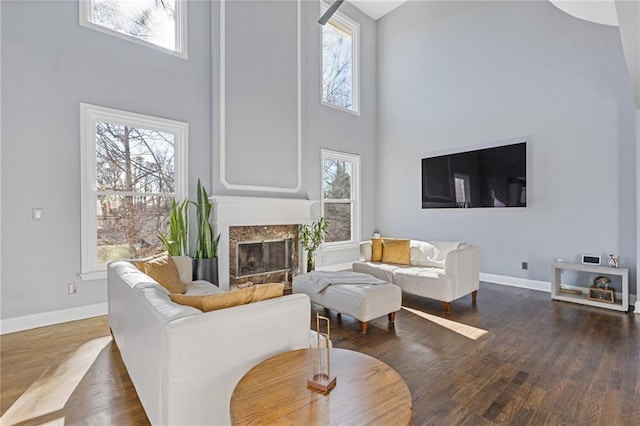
xmin=192 ymin=257 xmax=219 ymax=286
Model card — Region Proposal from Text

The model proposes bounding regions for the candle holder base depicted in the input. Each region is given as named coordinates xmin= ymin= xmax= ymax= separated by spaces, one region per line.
xmin=307 ymin=374 xmax=337 ymax=393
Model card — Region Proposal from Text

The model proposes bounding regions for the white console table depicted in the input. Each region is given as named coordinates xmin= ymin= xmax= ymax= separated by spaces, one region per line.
xmin=551 ymin=262 xmax=629 ymax=312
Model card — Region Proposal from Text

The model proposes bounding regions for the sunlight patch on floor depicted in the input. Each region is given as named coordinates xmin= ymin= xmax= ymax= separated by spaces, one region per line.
xmin=402 ymin=306 xmax=488 ymax=340
xmin=0 ymin=336 xmax=111 ymax=425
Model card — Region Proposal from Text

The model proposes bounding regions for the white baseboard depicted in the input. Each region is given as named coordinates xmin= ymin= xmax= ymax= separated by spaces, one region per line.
xmin=481 ymin=273 xmax=637 ymax=310
xmin=480 ymin=273 xmax=550 ymax=292
xmin=0 ymin=303 xmax=108 ymax=335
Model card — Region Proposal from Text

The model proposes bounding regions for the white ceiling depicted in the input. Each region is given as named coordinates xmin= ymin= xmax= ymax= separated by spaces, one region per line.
xmin=549 ymin=0 xmax=618 ymax=26
xmin=347 ymin=0 xmax=639 ymax=107
xmin=347 ymin=0 xmax=407 ymax=20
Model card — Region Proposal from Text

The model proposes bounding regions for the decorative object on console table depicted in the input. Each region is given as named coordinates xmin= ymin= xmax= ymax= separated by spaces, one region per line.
xmin=299 ymin=217 xmax=328 ymax=272
xmin=588 ymin=286 xmax=615 ymax=303
xmin=608 ymin=254 xmax=620 ymax=268
xmin=308 ymin=314 xmax=336 ymax=393
xmin=192 ymin=179 xmax=221 ymax=285
xmin=581 ymin=254 xmax=601 ymax=265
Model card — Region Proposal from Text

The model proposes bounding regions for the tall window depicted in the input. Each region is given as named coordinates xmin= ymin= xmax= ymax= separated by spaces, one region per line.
xmin=80 ymin=104 xmax=188 ymax=279
xmin=79 ymin=0 xmax=187 ymax=58
xmin=321 ymin=149 xmax=360 ymax=246
xmin=321 ymin=5 xmax=359 ymax=114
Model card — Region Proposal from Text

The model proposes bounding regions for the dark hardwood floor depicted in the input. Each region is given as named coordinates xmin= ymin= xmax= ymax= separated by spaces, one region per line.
xmin=1 ymin=282 xmax=638 ymax=425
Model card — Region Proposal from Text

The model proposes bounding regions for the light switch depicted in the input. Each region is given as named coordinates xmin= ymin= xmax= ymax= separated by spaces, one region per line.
xmin=33 ymin=208 xmax=44 ymax=221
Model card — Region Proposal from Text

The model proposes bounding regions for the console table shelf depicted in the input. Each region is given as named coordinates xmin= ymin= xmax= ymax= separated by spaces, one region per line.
xmin=551 ymin=262 xmax=629 ymax=312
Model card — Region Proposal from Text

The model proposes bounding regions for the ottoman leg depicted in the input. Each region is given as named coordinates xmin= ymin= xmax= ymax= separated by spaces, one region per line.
xmin=388 ymin=312 xmax=396 ymax=322
xmin=359 ymin=321 xmax=368 ymax=334
xmin=472 ymin=290 xmax=478 ymax=304
xmin=443 ymin=302 xmax=451 ymax=313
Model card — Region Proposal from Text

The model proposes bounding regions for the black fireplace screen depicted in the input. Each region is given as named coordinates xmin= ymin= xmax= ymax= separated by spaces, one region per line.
xmin=236 ymin=239 xmax=292 ymax=277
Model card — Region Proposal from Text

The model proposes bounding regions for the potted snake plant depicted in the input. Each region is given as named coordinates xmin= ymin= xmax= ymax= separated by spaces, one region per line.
xmin=192 ymin=179 xmax=221 ymax=285
xmin=158 ymin=198 xmax=189 ymax=257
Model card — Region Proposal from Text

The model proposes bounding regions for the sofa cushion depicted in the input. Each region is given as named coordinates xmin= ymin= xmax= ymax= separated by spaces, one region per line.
xmin=392 ymin=267 xmax=454 ymax=302
xmin=136 ymin=254 xmax=186 ymax=294
xmin=139 ymin=285 xmax=203 ymax=321
xmin=381 ymin=239 xmax=411 ymax=265
xmin=371 ymin=238 xmax=383 ymax=262
xmin=352 ymin=261 xmax=400 ymax=284
xmin=184 ymin=281 xmax=224 ymax=296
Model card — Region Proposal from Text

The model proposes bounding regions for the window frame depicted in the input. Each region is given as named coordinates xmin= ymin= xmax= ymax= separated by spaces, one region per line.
xmin=320 ymin=2 xmax=360 ymax=115
xmin=79 ymin=0 xmax=188 ymax=59
xmin=320 ymin=149 xmax=361 ymax=250
xmin=79 ymin=103 xmax=188 ymax=280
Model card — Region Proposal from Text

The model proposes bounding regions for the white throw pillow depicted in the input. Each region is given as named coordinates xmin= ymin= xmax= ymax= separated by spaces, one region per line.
xmin=410 ymin=240 xmax=438 ymax=264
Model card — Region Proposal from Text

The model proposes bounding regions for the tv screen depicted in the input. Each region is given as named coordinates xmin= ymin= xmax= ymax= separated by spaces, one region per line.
xmin=421 ymin=142 xmax=527 ymax=208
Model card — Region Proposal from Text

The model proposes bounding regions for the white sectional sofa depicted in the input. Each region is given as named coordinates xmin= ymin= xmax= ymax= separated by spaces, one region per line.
xmin=352 ymin=240 xmax=480 ymax=312
xmin=108 ymin=256 xmax=311 ymax=425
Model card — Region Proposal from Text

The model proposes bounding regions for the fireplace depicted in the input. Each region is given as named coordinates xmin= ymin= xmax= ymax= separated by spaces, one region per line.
xmin=236 ymin=239 xmax=292 ymax=278
xmin=211 ymin=196 xmax=315 ymax=290
xmin=229 ymin=225 xmax=300 ymax=287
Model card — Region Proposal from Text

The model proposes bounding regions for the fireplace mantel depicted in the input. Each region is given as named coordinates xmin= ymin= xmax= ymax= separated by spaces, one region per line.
xmin=211 ymin=196 xmax=316 ymax=290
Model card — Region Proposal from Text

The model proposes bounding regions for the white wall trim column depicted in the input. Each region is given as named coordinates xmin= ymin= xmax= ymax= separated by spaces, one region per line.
xmin=634 ymin=107 xmax=640 ymax=314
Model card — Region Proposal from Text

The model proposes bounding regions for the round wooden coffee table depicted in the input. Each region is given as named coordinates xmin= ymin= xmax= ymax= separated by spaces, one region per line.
xmin=230 ymin=348 xmax=413 ymax=425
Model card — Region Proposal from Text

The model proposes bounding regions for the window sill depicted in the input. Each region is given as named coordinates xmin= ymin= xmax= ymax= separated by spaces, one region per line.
xmin=79 ymin=270 xmax=107 ymax=281
xmin=321 ymin=101 xmax=361 ymax=116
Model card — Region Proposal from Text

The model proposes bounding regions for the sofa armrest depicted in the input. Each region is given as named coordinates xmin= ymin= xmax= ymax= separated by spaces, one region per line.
xmin=359 ymin=241 xmax=372 ymax=261
xmin=444 ymin=245 xmax=480 ymax=299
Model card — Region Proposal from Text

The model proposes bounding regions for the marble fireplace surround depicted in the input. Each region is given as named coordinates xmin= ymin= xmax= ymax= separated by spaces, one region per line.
xmin=211 ymin=196 xmax=315 ymax=290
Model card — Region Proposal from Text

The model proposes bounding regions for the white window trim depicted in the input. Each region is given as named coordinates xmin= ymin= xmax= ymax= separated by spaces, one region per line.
xmin=320 ymin=2 xmax=360 ymax=116
xmin=79 ymin=103 xmax=188 ymax=280
xmin=79 ymin=0 xmax=188 ymax=59
xmin=320 ymin=149 xmax=361 ymax=250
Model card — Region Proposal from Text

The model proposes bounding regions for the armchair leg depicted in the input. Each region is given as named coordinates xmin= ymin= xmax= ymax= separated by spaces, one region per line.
xmin=359 ymin=321 xmax=368 ymax=334
xmin=387 ymin=312 xmax=396 ymax=322
xmin=443 ymin=302 xmax=451 ymax=313
xmin=472 ymin=290 xmax=478 ymax=304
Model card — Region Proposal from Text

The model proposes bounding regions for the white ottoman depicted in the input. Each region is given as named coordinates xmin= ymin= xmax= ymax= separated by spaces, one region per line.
xmin=293 ymin=272 xmax=402 ymax=334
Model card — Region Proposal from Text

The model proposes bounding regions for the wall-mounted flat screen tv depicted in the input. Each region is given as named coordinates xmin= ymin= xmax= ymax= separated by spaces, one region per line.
xmin=421 ymin=142 xmax=527 ymax=209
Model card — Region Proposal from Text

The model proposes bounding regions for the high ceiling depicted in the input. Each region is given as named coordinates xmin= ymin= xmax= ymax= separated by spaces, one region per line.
xmin=347 ymin=0 xmax=638 ymax=107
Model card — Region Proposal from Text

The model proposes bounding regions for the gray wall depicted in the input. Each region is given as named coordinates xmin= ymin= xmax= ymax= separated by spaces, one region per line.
xmin=376 ymin=1 xmax=637 ymax=292
xmin=0 ymin=0 xmax=376 ymax=320
xmin=211 ymin=0 xmax=378 ymax=268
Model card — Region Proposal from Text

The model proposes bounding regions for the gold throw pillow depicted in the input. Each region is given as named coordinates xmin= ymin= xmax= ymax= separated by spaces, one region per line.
xmin=201 ymin=288 xmax=255 ymax=312
xmin=169 ymin=294 xmax=205 ymax=311
xmin=136 ymin=254 xmax=186 ymax=294
xmin=251 ymin=283 xmax=285 ymax=302
xmin=381 ymin=239 xmax=411 ymax=265
xmin=371 ymin=238 xmax=383 ymax=262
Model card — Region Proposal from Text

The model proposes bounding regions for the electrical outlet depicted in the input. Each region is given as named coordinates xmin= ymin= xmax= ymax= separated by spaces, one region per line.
xmin=68 ymin=283 xmax=78 ymax=294
xmin=521 ymin=262 xmax=528 ymax=270
xmin=321 ymin=255 xmax=326 ymax=262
